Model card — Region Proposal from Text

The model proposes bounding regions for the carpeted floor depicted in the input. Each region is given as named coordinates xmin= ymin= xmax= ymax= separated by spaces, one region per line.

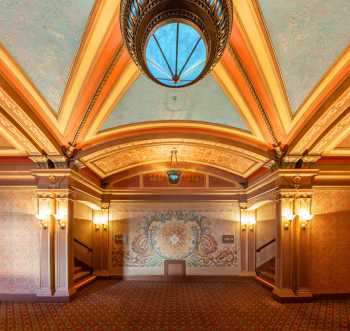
xmin=1 ymin=279 xmax=349 ymax=330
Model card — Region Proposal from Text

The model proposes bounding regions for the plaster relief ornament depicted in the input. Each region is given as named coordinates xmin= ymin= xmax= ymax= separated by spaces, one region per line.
xmin=120 ymin=0 xmax=233 ymax=87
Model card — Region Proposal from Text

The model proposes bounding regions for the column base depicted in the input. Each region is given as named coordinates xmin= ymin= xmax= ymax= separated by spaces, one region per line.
xmin=54 ymin=287 xmax=77 ymax=299
xmin=273 ymin=287 xmax=313 ymax=303
xmin=36 ymin=288 xmax=54 ymax=297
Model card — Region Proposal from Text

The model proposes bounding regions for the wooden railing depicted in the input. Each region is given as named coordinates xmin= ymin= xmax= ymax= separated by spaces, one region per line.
xmin=74 ymin=238 xmax=93 ymax=252
xmin=256 ymin=238 xmax=276 ymax=253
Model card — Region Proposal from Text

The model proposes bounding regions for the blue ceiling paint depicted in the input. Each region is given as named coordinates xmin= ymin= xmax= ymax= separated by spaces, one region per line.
xmin=260 ymin=0 xmax=350 ymax=113
xmin=0 ymin=0 xmax=94 ymax=112
xmin=101 ymin=75 xmax=249 ymax=132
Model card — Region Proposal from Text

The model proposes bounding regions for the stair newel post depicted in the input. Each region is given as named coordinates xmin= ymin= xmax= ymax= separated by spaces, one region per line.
xmin=54 ymin=192 xmax=76 ymax=298
xmin=36 ymin=193 xmax=56 ymax=297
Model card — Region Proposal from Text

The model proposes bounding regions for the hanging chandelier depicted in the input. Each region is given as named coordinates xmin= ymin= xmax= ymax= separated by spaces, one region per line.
xmin=167 ymin=148 xmax=181 ymax=184
xmin=120 ymin=0 xmax=233 ymax=88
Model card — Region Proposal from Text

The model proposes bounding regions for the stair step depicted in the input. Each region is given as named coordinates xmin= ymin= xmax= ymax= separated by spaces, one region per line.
xmin=74 ymin=275 xmax=96 ymax=291
xmin=73 ymin=271 xmax=91 ymax=282
xmin=259 ymin=271 xmax=275 ymax=281
xmin=255 ymin=275 xmax=275 ymax=290
xmin=74 ymin=266 xmax=83 ymax=274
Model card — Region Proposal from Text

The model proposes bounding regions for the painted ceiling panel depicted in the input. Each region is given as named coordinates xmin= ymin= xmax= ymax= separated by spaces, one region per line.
xmin=0 ymin=0 xmax=94 ymax=112
xmin=101 ymin=75 xmax=249 ymax=131
xmin=259 ymin=0 xmax=350 ymax=113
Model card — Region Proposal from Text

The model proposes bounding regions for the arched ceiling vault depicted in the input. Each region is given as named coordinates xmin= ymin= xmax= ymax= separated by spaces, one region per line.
xmin=102 ymin=161 xmax=246 ymax=188
xmin=78 ymin=132 xmax=269 ymax=179
xmin=0 ymin=0 xmax=349 ymax=173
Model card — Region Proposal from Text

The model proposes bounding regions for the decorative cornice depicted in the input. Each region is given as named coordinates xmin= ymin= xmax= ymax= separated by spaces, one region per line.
xmin=311 ymin=109 xmax=350 ymax=154
xmin=0 ymin=111 xmax=38 ymax=154
xmin=291 ymin=87 xmax=350 ymax=154
xmin=0 ymin=87 xmax=59 ymax=154
xmin=226 ymin=44 xmax=278 ymax=144
xmin=72 ymin=46 xmax=125 ymax=144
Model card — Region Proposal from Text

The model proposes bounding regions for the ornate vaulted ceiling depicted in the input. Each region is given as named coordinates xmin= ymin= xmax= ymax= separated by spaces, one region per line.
xmin=0 ymin=0 xmax=349 ymax=179
xmin=100 ymin=75 xmax=251 ymax=133
xmin=0 ymin=0 xmax=94 ymax=112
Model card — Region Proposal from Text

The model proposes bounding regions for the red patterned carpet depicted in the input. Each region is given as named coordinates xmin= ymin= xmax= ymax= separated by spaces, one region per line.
xmin=1 ymin=279 xmax=350 ymax=330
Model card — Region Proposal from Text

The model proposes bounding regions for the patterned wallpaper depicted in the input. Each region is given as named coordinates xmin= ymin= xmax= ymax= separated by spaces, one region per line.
xmin=110 ymin=203 xmax=240 ymax=276
xmin=0 ymin=189 xmax=39 ymax=293
xmin=311 ymin=189 xmax=350 ymax=293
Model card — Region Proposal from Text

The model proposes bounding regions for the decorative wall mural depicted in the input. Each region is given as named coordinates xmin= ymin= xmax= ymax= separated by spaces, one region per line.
xmin=0 ymin=190 xmax=39 ymax=293
xmin=111 ymin=210 xmax=239 ymax=269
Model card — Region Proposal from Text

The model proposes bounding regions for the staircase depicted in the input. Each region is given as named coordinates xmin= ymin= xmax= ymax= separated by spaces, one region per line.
xmin=255 ymin=238 xmax=276 ymax=289
xmin=256 ymin=257 xmax=275 ymax=288
xmin=73 ymin=238 xmax=96 ymax=291
xmin=73 ymin=264 xmax=96 ymax=291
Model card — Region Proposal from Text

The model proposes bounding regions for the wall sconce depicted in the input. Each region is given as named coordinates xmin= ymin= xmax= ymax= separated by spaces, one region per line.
xmin=93 ymin=214 xmax=108 ymax=231
xmin=55 ymin=211 xmax=66 ymax=230
xmin=282 ymin=209 xmax=294 ymax=230
xmin=241 ymin=213 xmax=255 ymax=231
xmin=36 ymin=212 xmax=49 ymax=230
xmin=298 ymin=209 xmax=313 ymax=230
xmin=248 ymin=215 xmax=256 ymax=231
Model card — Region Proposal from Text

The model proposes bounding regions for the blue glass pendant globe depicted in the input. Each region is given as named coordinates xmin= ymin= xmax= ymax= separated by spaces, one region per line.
xmin=167 ymin=169 xmax=182 ymax=184
xmin=145 ymin=22 xmax=207 ymax=87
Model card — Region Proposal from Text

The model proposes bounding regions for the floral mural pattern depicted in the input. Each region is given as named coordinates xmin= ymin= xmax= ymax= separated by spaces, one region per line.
xmin=112 ymin=211 xmax=238 ymax=268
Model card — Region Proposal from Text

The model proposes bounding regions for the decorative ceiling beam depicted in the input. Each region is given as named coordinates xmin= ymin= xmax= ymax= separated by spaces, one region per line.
xmin=233 ymin=0 xmax=291 ymax=134
xmin=0 ymin=82 xmax=61 ymax=155
xmin=288 ymin=76 xmax=350 ymax=157
xmin=0 ymin=107 xmax=39 ymax=155
xmin=214 ymin=54 xmax=268 ymax=143
xmin=310 ymin=107 xmax=350 ymax=156
xmin=233 ymin=0 xmax=350 ymax=139
xmin=63 ymin=0 xmax=123 ymax=141
xmin=221 ymin=43 xmax=278 ymax=144
xmin=0 ymin=0 xmax=122 ymax=142
xmin=74 ymin=49 xmax=137 ymax=145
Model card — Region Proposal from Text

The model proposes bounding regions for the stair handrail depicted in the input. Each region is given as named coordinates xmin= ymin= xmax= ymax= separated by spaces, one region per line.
xmin=256 ymin=238 xmax=276 ymax=253
xmin=74 ymin=238 xmax=93 ymax=253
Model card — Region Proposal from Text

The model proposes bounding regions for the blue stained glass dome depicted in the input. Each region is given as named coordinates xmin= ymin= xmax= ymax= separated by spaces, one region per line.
xmin=145 ymin=22 xmax=207 ymax=87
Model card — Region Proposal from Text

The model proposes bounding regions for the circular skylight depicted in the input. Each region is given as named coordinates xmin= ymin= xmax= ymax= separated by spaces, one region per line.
xmin=145 ymin=22 xmax=207 ymax=87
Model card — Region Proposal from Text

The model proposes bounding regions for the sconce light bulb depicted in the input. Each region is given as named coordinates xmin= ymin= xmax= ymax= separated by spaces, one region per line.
xmin=283 ymin=209 xmax=294 ymax=221
xmin=299 ymin=210 xmax=313 ymax=222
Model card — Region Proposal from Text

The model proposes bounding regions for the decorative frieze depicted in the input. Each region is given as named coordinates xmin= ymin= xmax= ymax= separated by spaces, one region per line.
xmin=0 ymin=87 xmax=59 ymax=154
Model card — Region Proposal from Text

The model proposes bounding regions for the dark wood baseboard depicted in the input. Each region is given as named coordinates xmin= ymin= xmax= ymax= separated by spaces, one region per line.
xmin=272 ymin=293 xmax=313 ymax=303
xmin=313 ymin=292 xmax=350 ymax=300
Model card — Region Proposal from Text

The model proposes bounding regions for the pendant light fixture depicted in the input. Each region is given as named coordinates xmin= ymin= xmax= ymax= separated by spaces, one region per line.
xmin=167 ymin=148 xmax=181 ymax=184
xmin=120 ymin=0 xmax=233 ymax=88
